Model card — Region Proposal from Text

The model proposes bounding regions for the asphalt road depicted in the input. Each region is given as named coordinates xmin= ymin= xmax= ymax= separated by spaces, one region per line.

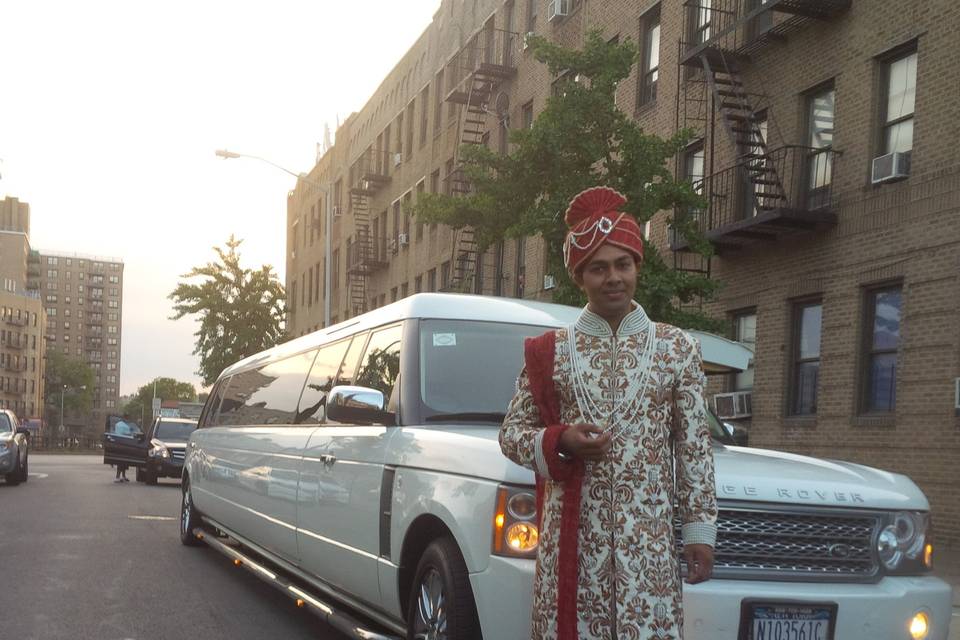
xmin=0 ymin=454 xmax=349 ymax=640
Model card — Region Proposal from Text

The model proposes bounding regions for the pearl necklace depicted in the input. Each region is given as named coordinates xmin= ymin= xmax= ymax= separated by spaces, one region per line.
xmin=566 ymin=318 xmax=657 ymax=439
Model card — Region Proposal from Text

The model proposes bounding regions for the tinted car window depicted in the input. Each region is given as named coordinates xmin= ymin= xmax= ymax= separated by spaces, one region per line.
xmin=0 ymin=414 xmax=10 ymax=432
xmin=336 ymin=332 xmax=369 ymax=386
xmin=355 ymin=324 xmax=402 ymax=402
xmin=296 ymin=339 xmax=351 ymax=424
xmin=154 ymin=421 xmax=197 ymax=441
xmin=216 ymin=350 xmax=317 ymax=426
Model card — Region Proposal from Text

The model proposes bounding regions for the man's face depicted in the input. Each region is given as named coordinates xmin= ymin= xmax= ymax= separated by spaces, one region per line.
xmin=573 ymin=244 xmax=639 ymax=321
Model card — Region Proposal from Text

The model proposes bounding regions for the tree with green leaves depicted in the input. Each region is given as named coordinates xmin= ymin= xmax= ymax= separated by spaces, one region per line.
xmin=43 ymin=351 xmax=96 ymax=427
xmin=413 ymin=31 xmax=721 ymax=330
xmin=169 ymin=235 xmax=286 ymax=386
xmin=122 ymin=377 xmax=197 ymax=427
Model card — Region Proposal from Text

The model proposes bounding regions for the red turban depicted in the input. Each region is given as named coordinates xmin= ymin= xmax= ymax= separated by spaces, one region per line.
xmin=562 ymin=187 xmax=644 ymax=274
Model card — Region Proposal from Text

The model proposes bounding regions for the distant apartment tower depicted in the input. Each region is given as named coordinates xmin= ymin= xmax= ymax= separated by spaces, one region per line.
xmin=34 ymin=251 xmax=124 ymax=428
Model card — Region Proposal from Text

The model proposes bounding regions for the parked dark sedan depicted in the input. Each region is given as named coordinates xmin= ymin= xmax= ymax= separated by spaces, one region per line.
xmin=102 ymin=415 xmax=197 ymax=484
xmin=0 ymin=410 xmax=30 ymax=485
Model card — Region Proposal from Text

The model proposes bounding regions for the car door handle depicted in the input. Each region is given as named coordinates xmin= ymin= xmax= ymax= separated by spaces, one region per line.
xmin=320 ymin=454 xmax=337 ymax=469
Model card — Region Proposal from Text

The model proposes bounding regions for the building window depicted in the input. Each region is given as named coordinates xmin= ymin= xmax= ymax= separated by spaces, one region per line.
xmin=405 ymin=99 xmax=416 ymax=158
xmin=521 ymin=100 xmax=534 ymax=130
xmin=880 ymin=46 xmax=917 ymax=158
xmin=434 ymin=69 xmax=444 ymax=133
xmin=789 ymin=300 xmax=822 ymax=416
xmin=440 ymin=261 xmax=451 ymax=290
xmin=444 ymin=158 xmax=455 ymax=196
xmin=692 ymin=0 xmax=712 ymax=44
xmin=860 ymin=285 xmax=902 ymax=414
xmin=420 ymin=86 xmax=429 ymax=146
xmin=638 ymin=4 xmax=660 ymax=107
xmin=806 ymin=83 xmax=835 ymax=208
xmin=427 ymin=268 xmax=437 ymax=292
xmin=415 ymin=181 xmax=426 ymax=240
xmin=415 ymin=275 xmax=423 ymax=293
xmin=732 ymin=310 xmax=756 ymax=391
xmin=390 ymin=287 xmax=398 ymax=302
xmin=515 ymin=236 xmax=526 ymax=298
xmin=331 ymin=250 xmax=340 ymax=290
xmin=525 ymin=0 xmax=536 ymax=33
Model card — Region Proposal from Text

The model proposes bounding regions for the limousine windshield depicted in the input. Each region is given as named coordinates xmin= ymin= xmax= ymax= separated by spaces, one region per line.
xmin=417 ymin=318 xmax=731 ymax=441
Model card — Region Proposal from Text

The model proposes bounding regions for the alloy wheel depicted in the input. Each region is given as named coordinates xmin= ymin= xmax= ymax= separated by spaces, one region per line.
xmin=412 ymin=567 xmax=447 ymax=640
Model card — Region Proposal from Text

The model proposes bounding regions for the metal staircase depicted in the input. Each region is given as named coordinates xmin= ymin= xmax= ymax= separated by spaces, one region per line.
xmin=346 ymin=147 xmax=391 ymax=316
xmin=443 ymin=26 xmax=518 ymax=294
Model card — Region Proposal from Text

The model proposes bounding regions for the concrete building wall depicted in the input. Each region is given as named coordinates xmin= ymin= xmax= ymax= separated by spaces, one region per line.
xmin=36 ymin=252 xmax=124 ymax=431
xmin=284 ymin=0 xmax=960 ymax=544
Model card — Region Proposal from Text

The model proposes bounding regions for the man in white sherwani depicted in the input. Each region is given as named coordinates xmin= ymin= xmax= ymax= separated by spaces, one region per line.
xmin=500 ymin=187 xmax=717 ymax=640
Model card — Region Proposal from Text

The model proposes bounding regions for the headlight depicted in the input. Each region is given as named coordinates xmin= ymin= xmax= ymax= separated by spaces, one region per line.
xmin=0 ymin=440 xmax=12 ymax=452
xmin=492 ymin=486 xmax=538 ymax=558
xmin=878 ymin=511 xmax=930 ymax=573
xmin=149 ymin=439 xmax=170 ymax=459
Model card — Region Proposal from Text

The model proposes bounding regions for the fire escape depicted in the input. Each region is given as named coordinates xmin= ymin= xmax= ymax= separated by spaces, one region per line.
xmin=346 ymin=147 xmax=391 ymax=316
xmin=673 ymin=0 xmax=850 ymax=281
xmin=442 ymin=25 xmax=519 ymax=293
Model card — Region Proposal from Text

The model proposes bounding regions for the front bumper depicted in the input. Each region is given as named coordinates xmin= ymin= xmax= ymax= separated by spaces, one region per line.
xmin=147 ymin=457 xmax=184 ymax=478
xmin=683 ymin=575 xmax=952 ymax=640
xmin=469 ymin=560 xmax=952 ymax=640
xmin=0 ymin=450 xmax=13 ymax=473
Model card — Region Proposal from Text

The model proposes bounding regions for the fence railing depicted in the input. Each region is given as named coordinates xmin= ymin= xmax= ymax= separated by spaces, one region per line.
xmin=677 ymin=145 xmax=836 ymax=239
xmin=447 ymin=27 xmax=520 ymax=91
xmin=29 ymin=435 xmax=103 ymax=451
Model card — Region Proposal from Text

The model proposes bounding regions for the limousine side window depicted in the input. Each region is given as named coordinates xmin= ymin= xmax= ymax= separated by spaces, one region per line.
xmin=335 ymin=332 xmax=370 ymax=386
xmin=215 ymin=349 xmax=318 ymax=426
xmin=295 ymin=338 xmax=351 ymax=424
xmin=198 ymin=379 xmax=227 ymax=428
xmin=355 ymin=324 xmax=402 ymax=404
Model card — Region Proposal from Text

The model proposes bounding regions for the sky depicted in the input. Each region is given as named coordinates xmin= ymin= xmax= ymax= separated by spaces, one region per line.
xmin=0 ymin=1 xmax=441 ymax=396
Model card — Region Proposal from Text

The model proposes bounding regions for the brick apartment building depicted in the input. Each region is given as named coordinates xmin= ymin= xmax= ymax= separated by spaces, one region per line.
xmin=0 ymin=197 xmax=45 ymax=420
xmin=285 ymin=0 xmax=960 ymax=545
xmin=33 ymin=251 xmax=124 ymax=431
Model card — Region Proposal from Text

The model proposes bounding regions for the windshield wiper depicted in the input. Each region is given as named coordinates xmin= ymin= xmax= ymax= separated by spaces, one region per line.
xmin=424 ymin=412 xmax=507 ymax=423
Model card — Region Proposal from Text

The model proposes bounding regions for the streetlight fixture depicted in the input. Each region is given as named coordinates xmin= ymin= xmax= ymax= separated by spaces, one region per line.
xmin=215 ymin=148 xmax=333 ymax=326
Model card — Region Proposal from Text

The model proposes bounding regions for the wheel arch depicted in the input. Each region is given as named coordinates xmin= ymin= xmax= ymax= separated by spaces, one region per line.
xmin=397 ymin=513 xmax=457 ymax=623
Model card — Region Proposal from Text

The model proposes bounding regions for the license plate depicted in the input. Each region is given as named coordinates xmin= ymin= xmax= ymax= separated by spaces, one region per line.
xmin=738 ymin=600 xmax=837 ymax=640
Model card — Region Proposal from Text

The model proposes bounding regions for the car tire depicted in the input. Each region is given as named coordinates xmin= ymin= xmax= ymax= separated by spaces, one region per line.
xmin=19 ymin=454 xmax=28 ymax=483
xmin=179 ymin=478 xmax=204 ymax=547
xmin=5 ymin=454 xmax=22 ymax=486
xmin=145 ymin=470 xmax=158 ymax=485
xmin=136 ymin=466 xmax=145 ymax=483
xmin=406 ymin=537 xmax=481 ymax=640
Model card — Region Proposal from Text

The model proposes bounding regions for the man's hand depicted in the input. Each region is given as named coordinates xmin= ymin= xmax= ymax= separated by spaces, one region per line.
xmin=558 ymin=423 xmax=612 ymax=462
xmin=683 ymin=544 xmax=714 ymax=584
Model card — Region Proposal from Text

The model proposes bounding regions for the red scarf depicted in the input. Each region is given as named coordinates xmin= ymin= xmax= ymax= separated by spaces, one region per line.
xmin=524 ymin=332 xmax=585 ymax=640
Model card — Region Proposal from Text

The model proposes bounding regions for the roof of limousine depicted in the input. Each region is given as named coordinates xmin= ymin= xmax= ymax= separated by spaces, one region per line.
xmin=220 ymin=293 xmax=750 ymax=378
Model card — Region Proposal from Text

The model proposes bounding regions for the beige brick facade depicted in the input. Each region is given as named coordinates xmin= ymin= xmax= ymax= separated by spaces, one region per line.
xmin=0 ymin=289 xmax=45 ymax=419
xmin=285 ymin=0 xmax=960 ymax=545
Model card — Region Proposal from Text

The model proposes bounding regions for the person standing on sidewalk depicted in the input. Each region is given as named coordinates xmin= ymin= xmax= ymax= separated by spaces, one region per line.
xmin=499 ymin=187 xmax=717 ymax=640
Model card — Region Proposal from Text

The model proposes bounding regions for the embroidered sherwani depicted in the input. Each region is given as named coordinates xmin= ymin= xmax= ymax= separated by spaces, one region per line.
xmin=499 ymin=304 xmax=717 ymax=640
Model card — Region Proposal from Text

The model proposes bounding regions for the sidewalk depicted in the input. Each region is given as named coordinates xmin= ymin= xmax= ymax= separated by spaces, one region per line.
xmin=934 ymin=543 xmax=959 ymax=640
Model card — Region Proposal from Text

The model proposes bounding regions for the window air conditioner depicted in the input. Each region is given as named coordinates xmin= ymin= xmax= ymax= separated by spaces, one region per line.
xmin=547 ymin=0 xmax=570 ymax=22
xmin=393 ymin=152 xmax=403 ymax=167
xmin=397 ymin=233 xmax=409 ymax=247
xmin=714 ymin=391 xmax=753 ymax=419
xmin=871 ymin=151 xmax=911 ymax=185
xmin=955 ymin=377 xmax=960 ymax=414
xmin=332 ymin=206 xmax=342 ymax=217
xmin=522 ymin=31 xmax=535 ymax=51
xmin=543 ymin=274 xmax=556 ymax=290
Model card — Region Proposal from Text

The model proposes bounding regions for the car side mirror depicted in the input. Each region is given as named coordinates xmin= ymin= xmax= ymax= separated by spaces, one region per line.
xmin=327 ymin=385 xmax=394 ymax=425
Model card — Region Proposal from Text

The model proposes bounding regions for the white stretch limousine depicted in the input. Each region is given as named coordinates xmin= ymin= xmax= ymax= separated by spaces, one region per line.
xmin=180 ymin=293 xmax=952 ymax=640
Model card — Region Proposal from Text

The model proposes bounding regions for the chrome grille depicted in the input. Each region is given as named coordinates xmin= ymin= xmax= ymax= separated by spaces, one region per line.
xmin=677 ymin=506 xmax=881 ymax=582
xmin=169 ymin=447 xmax=186 ymax=463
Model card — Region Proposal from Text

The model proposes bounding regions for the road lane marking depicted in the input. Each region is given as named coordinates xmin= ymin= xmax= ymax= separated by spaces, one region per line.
xmin=27 ymin=472 xmax=49 ymax=478
xmin=127 ymin=515 xmax=176 ymax=521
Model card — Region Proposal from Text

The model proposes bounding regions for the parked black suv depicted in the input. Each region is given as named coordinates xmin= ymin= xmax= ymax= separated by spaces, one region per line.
xmin=102 ymin=416 xmax=197 ymax=484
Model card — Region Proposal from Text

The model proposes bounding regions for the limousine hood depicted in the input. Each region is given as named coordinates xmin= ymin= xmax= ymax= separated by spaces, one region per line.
xmin=392 ymin=427 xmax=929 ymax=510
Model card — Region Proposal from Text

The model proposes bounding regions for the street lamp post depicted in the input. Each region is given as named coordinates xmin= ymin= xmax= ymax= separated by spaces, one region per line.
xmin=215 ymin=149 xmax=333 ymax=327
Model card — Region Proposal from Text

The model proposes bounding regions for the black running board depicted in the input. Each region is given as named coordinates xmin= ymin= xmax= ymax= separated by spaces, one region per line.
xmin=192 ymin=527 xmax=401 ymax=640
